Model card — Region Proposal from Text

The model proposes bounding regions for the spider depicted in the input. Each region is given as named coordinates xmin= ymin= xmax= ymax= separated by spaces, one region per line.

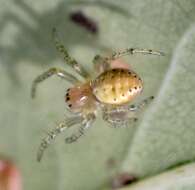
xmin=31 ymin=28 xmax=164 ymax=162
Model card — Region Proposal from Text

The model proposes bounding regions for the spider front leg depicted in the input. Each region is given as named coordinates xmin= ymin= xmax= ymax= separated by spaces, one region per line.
xmin=52 ymin=28 xmax=90 ymax=79
xmin=65 ymin=113 xmax=95 ymax=143
xmin=108 ymin=48 xmax=164 ymax=61
xmin=93 ymin=48 xmax=164 ymax=74
xmin=93 ymin=54 xmax=111 ymax=74
xmin=31 ymin=67 xmax=80 ymax=98
xmin=37 ymin=115 xmax=84 ymax=162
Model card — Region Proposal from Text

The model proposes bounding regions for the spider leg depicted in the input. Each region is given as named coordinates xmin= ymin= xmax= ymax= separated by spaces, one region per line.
xmin=93 ymin=55 xmax=111 ymax=74
xmin=104 ymin=115 xmax=138 ymax=128
xmin=128 ymin=96 xmax=154 ymax=112
xmin=65 ymin=113 xmax=95 ymax=143
xmin=31 ymin=67 xmax=80 ymax=98
xmin=93 ymin=48 xmax=164 ymax=73
xmin=102 ymin=107 xmax=137 ymax=128
xmin=37 ymin=115 xmax=84 ymax=162
xmin=103 ymin=96 xmax=154 ymax=128
xmin=52 ymin=28 xmax=90 ymax=79
xmin=107 ymin=48 xmax=164 ymax=61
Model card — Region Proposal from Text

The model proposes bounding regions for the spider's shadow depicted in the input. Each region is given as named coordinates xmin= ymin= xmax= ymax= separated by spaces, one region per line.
xmin=0 ymin=0 xmax=130 ymax=84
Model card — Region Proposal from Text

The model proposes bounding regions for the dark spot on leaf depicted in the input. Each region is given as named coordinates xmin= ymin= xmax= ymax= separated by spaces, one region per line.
xmin=151 ymin=96 xmax=154 ymax=99
xmin=134 ymin=118 xmax=138 ymax=122
xmin=69 ymin=11 xmax=98 ymax=34
xmin=129 ymin=48 xmax=134 ymax=54
xmin=111 ymin=173 xmax=137 ymax=189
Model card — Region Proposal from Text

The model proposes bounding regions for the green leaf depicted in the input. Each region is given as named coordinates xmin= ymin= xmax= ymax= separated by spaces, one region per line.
xmin=119 ymin=163 xmax=195 ymax=190
xmin=121 ymin=22 xmax=195 ymax=178
xmin=0 ymin=0 xmax=195 ymax=190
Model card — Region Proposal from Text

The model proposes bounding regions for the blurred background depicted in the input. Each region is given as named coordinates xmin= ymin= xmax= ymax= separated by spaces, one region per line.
xmin=0 ymin=0 xmax=195 ymax=190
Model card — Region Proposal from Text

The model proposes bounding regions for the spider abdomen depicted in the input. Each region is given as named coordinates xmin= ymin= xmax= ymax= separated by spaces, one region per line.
xmin=92 ymin=69 xmax=143 ymax=105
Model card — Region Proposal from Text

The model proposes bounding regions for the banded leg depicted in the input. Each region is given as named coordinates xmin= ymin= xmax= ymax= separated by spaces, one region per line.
xmin=93 ymin=48 xmax=164 ymax=73
xmin=128 ymin=96 xmax=154 ymax=112
xmin=107 ymin=48 xmax=164 ymax=61
xmin=37 ymin=115 xmax=84 ymax=162
xmin=52 ymin=28 xmax=90 ymax=79
xmin=31 ymin=67 xmax=80 ymax=98
xmin=65 ymin=113 xmax=95 ymax=143
xmin=102 ymin=107 xmax=138 ymax=128
xmin=104 ymin=115 xmax=138 ymax=128
xmin=103 ymin=96 xmax=154 ymax=128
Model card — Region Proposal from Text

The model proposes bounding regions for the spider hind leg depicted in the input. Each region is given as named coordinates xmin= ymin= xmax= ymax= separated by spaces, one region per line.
xmin=102 ymin=96 xmax=154 ymax=128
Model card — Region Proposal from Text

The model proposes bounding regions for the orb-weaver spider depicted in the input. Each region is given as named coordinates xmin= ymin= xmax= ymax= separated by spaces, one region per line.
xmin=31 ymin=28 xmax=164 ymax=162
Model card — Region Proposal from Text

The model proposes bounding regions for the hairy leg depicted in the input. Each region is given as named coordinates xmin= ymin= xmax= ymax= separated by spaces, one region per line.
xmin=103 ymin=96 xmax=154 ymax=128
xmin=31 ymin=67 xmax=80 ymax=98
xmin=93 ymin=48 xmax=164 ymax=73
xmin=104 ymin=114 xmax=137 ymax=128
xmin=102 ymin=106 xmax=137 ymax=128
xmin=37 ymin=115 xmax=84 ymax=162
xmin=128 ymin=96 xmax=154 ymax=112
xmin=65 ymin=113 xmax=95 ymax=143
xmin=52 ymin=28 xmax=90 ymax=79
xmin=107 ymin=48 xmax=164 ymax=61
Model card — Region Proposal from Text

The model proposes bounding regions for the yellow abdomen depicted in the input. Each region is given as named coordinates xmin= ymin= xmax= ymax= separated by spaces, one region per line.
xmin=92 ymin=69 xmax=143 ymax=105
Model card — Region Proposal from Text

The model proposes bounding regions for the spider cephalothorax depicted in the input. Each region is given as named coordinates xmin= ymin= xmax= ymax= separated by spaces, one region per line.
xmin=31 ymin=28 xmax=164 ymax=162
xmin=65 ymin=82 xmax=96 ymax=113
